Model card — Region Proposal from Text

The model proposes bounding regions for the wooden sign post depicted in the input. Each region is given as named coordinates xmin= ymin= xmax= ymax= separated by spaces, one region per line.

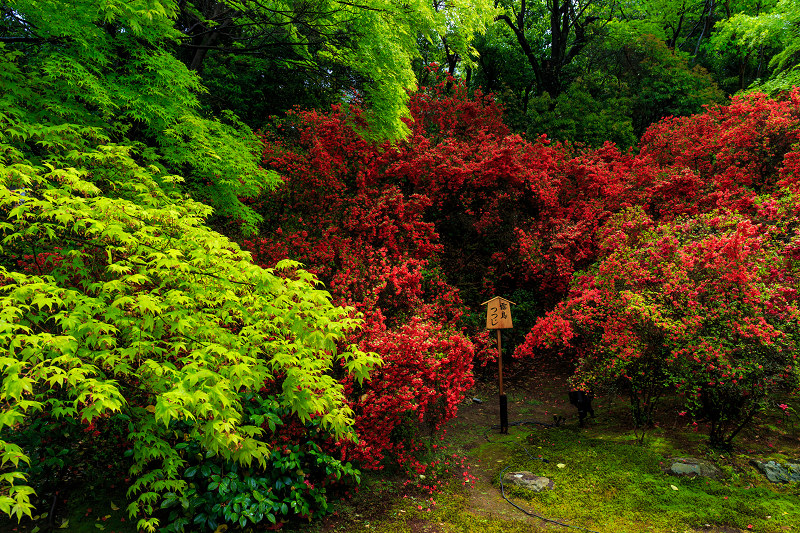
xmin=482 ymin=296 xmax=514 ymax=434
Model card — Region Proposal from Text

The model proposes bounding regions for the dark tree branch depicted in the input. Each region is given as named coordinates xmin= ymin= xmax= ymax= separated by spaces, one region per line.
xmin=0 ymin=36 xmax=59 ymax=44
xmin=495 ymin=13 xmax=543 ymax=89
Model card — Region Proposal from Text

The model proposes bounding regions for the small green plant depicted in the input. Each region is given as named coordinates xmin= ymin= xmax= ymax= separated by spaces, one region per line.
xmin=158 ymin=394 xmax=360 ymax=532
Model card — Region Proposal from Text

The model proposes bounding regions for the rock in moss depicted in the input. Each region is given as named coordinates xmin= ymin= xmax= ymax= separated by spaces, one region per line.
xmin=665 ymin=457 xmax=721 ymax=479
xmin=502 ymin=471 xmax=554 ymax=492
xmin=750 ymin=460 xmax=800 ymax=483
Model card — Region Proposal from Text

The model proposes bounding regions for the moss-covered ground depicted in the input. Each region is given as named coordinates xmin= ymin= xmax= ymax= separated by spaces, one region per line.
xmin=296 ymin=360 xmax=800 ymax=533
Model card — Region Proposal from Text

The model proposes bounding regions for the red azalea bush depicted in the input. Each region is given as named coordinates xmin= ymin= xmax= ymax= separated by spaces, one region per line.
xmin=243 ymin=91 xmax=476 ymax=470
xmin=344 ymin=316 xmax=474 ymax=469
xmin=242 ymin=80 xmax=640 ymax=471
xmin=509 ymin=142 xmax=641 ymax=297
xmin=518 ymin=208 xmax=800 ymax=447
xmin=388 ymin=79 xmax=646 ymax=306
xmin=638 ymin=90 xmax=800 ymax=220
xmin=517 ymin=91 xmax=800 ymax=447
xmin=385 ymin=80 xmax=562 ymax=302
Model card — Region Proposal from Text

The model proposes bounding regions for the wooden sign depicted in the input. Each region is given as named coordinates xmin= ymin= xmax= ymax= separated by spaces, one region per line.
xmin=482 ymin=296 xmax=514 ymax=330
xmin=482 ymin=296 xmax=515 ymax=433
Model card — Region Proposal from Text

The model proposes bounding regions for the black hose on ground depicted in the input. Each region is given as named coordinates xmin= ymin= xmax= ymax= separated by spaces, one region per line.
xmin=484 ymin=421 xmax=602 ymax=533
xmin=498 ymin=464 xmax=601 ymax=533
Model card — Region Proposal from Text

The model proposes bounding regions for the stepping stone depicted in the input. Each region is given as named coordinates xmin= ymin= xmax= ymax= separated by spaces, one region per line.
xmin=502 ymin=471 xmax=554 ymax=492
xmin=665 ymin=457 xmax=721 ymax=479
xmin=750 ymin=460 xmax=800 ymax=484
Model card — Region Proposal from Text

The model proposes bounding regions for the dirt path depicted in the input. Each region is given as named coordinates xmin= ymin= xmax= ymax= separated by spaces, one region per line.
xmin=440 ymin=362 xmax=575 ymax=529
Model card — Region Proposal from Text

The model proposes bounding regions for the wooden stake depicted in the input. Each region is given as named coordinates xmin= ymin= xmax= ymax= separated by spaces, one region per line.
xmin=482 ymin=297 xmax=514 ymax=435
xmin=497 ymin=329 xmax=503 ymax=396
xmin=498 ymin=329 xmax=508 ymax=434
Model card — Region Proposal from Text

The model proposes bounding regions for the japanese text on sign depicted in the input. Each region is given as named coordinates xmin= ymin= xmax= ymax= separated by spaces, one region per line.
xmin=484 ymin=297 xmax=513 ymax=329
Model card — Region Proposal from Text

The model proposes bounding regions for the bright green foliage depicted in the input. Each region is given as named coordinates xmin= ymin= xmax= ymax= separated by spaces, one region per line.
xmin=160 ymin=395 xmax=360 ymax=531
xmin=1 ymin=0 xmax=277 ymax=233
xmin=711 ymin=0 xmax=800 ymax=94
xmin=0 ymin=4 xmax=380 ymax=524
xmin=0 ymin=49 xmax=378 ymax=527
xmin=1 ymin=0 xmax=499 ymax=172
xmin=332 ymin=0 xmax=498 ymax=138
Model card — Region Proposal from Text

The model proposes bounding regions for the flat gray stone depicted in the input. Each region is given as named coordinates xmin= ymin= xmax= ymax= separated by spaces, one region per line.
xmin=502 ymin=471 xmax=554 ymax=492
xmin=666 ymin=457 xmax=721 ymax=479
xmin=750 ymin=460 xmax=800 ymax=483
xmin=671 ymin=462 xmax=701 ymax=476
xmin=790 ymin=463 xmax=800 ymax=482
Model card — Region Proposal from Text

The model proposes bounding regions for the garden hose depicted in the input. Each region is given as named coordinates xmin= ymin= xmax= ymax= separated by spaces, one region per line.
xmin=498 ymin=464 xmax=601 ymax=533
xmin=483 ymin=421 xmax=601 ymax=533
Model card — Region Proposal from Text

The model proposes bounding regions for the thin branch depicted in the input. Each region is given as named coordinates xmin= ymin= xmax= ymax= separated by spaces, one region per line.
xmin=0 ymin=36 xmax=59 ymax=44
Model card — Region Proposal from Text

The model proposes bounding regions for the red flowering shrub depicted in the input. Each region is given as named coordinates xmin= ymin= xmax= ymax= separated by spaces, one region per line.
xmin=510 ymin=88 xmax=800 ymax=302
xmin=243 ymin=82 xmax=644 ymax=468
xmin=16 ymin=249 xmax=64 ymax=274
xmin=405 ymin=76 xmax=509 ymax=141
xmin=244 ymin=82 xmax=800 ymax=454
xmin=389 ymin=80 xmax=644 ymax=305
xmin=518 ymin=204 xmax=800 ymax=447
xmin=344 ymin=317 xmax=474 ymax=468
xmin=638 ymin=90 xmax=800 ymax=220
xmin=243 ymin=95 xmax=475 ymax=470
xmin=510 ymin=142 xmax=642 ymax=298
xmin=516 ymin=92 xmax=800 ymax=446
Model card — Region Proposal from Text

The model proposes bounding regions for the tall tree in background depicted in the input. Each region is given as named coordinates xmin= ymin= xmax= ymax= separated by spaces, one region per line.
xmin=711 ymin=0 xmax=800 ymax=93
xmin=471 ymin=21 xmax=724 ymax=147
xmin=617 ymin=0 xmax=724 ymax=52
xmin=494 ymin=0 xmax=613 ymax=98
xmin=472 ymin=0 xmax=797 ymax=145
xmin=614 ymin=0 xmax=782 ymax=93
